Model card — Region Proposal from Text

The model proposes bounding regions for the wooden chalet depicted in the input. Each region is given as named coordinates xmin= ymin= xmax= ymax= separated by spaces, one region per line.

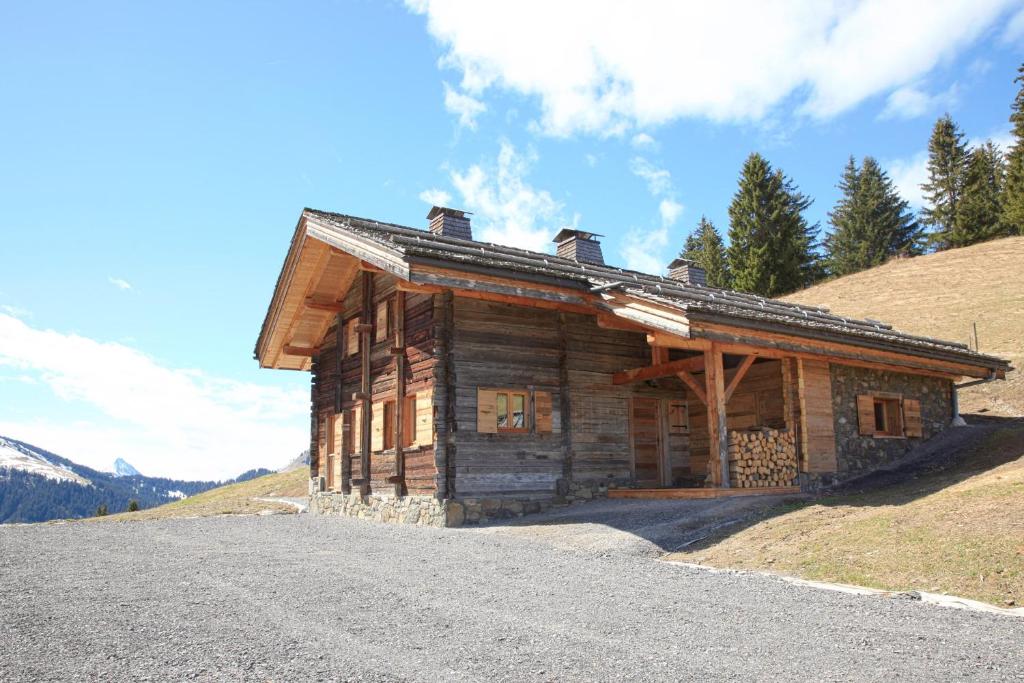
xmin=255 ymin=206 xmax=1011 ymax=526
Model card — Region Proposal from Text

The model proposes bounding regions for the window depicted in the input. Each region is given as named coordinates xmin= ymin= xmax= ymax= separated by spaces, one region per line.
xmin=345 ymin=318 xmax=360 ymax=357
xmin=383 ymin=400 xmax=395 ymax=450
xmin=856 ymin=393 xmax=918 ymax=438
xmin=477 ymin=388 xmax=552 ymax=434
xmin=375 ymin=298 xmax=394 ymax=344
xmin=496 ymin=391 xmax=528 ymax=432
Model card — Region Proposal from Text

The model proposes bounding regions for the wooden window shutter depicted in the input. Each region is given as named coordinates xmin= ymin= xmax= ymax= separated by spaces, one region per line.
xmin=415 ymin=389 xmax=434 ymax=446
xmin=535 ymin=391 xmax=553 ymax=433
xmin=477 ymin=389 xmax=498 ymax=433
xmin=341 ymin=409 xmax=352 ymax=455
xmin=352 ymin=404 xmax=362 ymax=453
xmin=331 ymin=453 xmax=342 ymax=491
xmin=318 ymin=417 xmax=328 ymax=479
xmin=375 ymin=301 xmax=388 ymax=343
xmin=856 ymin=395 xmax=875 ymax=436
xmin=371 ymin=401 xmax=385 ymax=451
xmin=903 ymin=398 xmax=923 ymax=437
xmin=333 ymin=414 xmax=344 ymax=454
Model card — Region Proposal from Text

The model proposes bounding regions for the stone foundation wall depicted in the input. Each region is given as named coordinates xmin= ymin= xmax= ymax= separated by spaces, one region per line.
xmin=824 ymin=364 xmax=953 ymax=486
xmin=310 ymin=491 xmax=449 ymax=527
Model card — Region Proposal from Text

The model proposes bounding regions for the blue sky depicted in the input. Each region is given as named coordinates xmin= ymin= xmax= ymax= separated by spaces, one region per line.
xmin=1 ymin=1 xmax=1022 ymax=479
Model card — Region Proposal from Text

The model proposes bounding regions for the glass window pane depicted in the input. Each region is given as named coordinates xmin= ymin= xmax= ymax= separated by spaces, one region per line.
xmin=512 ymin=394 xmax=525 ymax=428
xmin=496 ymin=393 xmax=509 ymax=428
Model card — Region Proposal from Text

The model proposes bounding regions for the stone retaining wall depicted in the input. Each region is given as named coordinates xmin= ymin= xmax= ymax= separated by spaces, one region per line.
xmin=310 ymin=491 xmax=449 ymax=527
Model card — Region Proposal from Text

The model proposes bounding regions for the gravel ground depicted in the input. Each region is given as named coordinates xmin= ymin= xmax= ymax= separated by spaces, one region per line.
xmin=2 ymin=514 xmax=1023 ymax=682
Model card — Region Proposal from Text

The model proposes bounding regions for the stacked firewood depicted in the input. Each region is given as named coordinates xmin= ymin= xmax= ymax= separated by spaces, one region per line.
xmin=727 ymin=428 xmax=798 ymax=488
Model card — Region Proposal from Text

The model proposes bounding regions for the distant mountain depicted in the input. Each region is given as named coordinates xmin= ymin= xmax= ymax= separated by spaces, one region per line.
xmin=0 ymin=436 xmax=274 ymax=524
xmin=113 ymin=457 xmax=141 ymax=477
xmin=281 ymin=449 xmax=311 ymax=472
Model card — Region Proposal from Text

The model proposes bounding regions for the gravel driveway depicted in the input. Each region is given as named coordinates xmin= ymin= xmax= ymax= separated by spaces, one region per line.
xmin=2 ymin=513 xmax=1022 ymax=682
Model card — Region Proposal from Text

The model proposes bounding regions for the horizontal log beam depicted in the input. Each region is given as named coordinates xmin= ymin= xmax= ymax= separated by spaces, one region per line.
xmin=282 ymin=344 xmax=317 ymax=357
xmin=304 ymin=298 xmax=345 ymax=313
xmin=613 ymin=355 xmax=705 ymax=385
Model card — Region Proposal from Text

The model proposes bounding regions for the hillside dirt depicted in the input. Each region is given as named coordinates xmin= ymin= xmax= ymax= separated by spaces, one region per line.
xmin=667 ymin=417 xmax=1024 ymax=607
xmin=783 ymin=236 xmax=1023 ymax=417
xmin=90 ymin=467 xmax=308 ymax=522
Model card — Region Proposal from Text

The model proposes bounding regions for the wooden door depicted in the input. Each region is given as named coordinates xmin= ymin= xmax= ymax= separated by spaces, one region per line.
xmin=630 ymin=398 xmax=662 ymax=486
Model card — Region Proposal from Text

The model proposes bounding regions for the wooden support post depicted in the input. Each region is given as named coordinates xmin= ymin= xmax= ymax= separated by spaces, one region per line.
xmin=724 ymin=355 xmax=756 ymax=402
xmin=651 ymin=345 xmax=669 ymax=365
xmin=358 ymin=271 xmax=373 ymax=496
xmin=705 ymin=343 xmax=729 ymax=488
xmin=558 ymin=313 xmax=573 ymax=496
xmin=392 ymin=291 xmax=406 ymax=497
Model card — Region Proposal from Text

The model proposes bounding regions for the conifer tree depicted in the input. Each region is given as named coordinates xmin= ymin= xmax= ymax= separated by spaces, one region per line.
xmin=825 ymin=156 xmax=921 ymax=276
xmin=921 ymin=114 xmax=968 ymax=249
xmin=127 ymin=499 xmax=139 ymax=512
xmin=1004 ymin=63 xmax=1024 ymax=235
xmin=727 ymin=153 xmax=820 ymax=297
xmin=680 ymin=216 xmax=731 ymax=288
xmin=956 ymin=141 xmax=1007 ymax=246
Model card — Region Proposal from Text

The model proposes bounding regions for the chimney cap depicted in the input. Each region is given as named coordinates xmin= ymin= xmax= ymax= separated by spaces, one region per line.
xmin=426 ymin=205 xmax=471 ymax=220
xmin=552 ymin=228 xmax=604 ymax=244
xmin=668 ymin=257 xmax=696 ymax=269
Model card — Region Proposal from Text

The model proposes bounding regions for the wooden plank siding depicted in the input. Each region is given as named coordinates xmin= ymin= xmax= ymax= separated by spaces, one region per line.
xmin=312 ymin=270 xmax=440 ymax=497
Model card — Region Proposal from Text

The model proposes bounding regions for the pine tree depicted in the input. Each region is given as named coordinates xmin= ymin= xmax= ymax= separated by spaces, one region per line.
xmin=127 ymin=499 xmax=140 ymax=512
xmin=825 ymin=156 xmax=921 ymax=276
xmin=1004 ymin=63 xmax=1024 ymax=235
xmin=921 ymin=114 xmax=968 ymax=249
xmin=95 ymin=504 xmax=108 ymax=517
xmin=727 ymin=153 xmax=820 ymax=297
xmin=680 ymin=216 xmax=731 ymax=288
xmin=956 ymin=141 xmax=1008 ymax=246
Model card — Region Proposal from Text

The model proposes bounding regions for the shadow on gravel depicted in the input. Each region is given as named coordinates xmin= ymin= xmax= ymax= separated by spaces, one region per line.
xmin=490 ymin=415 xmax=1024 ymax=556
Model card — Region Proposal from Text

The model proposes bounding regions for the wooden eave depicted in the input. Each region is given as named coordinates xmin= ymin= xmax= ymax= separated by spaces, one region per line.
xmin=255 ymin=213 xmax=407 ymax=370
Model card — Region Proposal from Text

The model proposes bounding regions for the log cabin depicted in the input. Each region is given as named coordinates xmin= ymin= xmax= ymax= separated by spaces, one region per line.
xmin=254 ymin=206 xmax=1011 ymax=526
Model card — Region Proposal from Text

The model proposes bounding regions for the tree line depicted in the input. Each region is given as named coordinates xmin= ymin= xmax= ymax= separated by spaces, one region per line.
xmin=680 ymin=64 xmax=1024 ymax=297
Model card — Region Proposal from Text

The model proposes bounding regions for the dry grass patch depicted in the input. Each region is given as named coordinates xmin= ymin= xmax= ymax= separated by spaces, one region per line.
xmin=91 ymin=467 xmax=308 ymax=522
xmin=783 ymin=236 xmax=1023 ymax=417
xmin=668 ymin=426 xmax=1024 ymax=607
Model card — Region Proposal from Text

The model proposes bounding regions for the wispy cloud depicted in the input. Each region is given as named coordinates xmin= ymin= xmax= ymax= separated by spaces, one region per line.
xmin=443 ymin=82 xmax=487 ymax=129
xmin=418 ymin=188 xmax=453 ymax=206
xmin=108 ymin=277 xmax=132 ymax=291
xmin=629 ymin=157 xmax=673 ymax=196
xmin=879 ymin=83 xmax=958 ymax=120
xmin=408 ymin=0 xmax=1016 ymax=136
xmin=886 ymin=151 xmax=929 ymax=208
xmin=630 ymin=132 xmax=658 ymax=150
xmin=0 ymin=313 xmax=307 ymax=480
xmin=622 ymin=157 xmax=683 ymax=272
xmin=0 ymin=304 xmax=30 ymax=319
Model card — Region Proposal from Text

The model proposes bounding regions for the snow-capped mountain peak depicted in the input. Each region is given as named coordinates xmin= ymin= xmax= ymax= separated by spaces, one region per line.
xmin=0 ymin=437 xmax=91 ymax=486
xmin=113 ymin=457 xmax=141 ymax=477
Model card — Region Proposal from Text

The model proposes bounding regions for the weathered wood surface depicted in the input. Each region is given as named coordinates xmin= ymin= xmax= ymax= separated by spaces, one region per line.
xmin=798 ymin=358 xmax=837 ymax=473
xmin=608 ymin=485 xmax=800 ymax=500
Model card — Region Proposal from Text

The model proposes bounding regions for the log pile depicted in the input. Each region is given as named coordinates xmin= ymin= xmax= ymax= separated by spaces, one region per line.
xmin=727 ymin=428 xmax=798 ymax=488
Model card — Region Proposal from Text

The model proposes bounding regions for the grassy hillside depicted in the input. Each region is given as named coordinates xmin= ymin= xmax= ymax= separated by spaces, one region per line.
xmin=668 ymin=421 xmax=1024 ymax=607
xmin=783 ymin=236 xmax=1023 ymax=417
xmin=94 ymin=467 xmax=308 ymax=522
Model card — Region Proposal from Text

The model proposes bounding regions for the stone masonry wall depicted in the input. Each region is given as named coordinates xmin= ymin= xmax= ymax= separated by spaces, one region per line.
xmin=310 ymin=491 xmax=449 ymax=527
xmin=827 ymin=364 xmax=952 ymax=485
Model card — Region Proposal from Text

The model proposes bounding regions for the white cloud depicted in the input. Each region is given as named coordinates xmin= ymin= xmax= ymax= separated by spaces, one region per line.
xmin=0 ymin=314 xmax=307 ymax=480
xmin=1003 ymin=6 xmax=1024 ymax=42
xmin=630 ymin=132 xmax=657 ymax=150
xmin=659 ymin=198 xmax=683 ymax=228
xmin=629 ymin=157 xmax=672 ymax=196
xmin=443 ymin=81 xmax=486 ymax=129
xmin=449 ymin=141 xmax=563 ymax=252
xmin=418 ymin=188 xmax=453 ymax=206
xmin=1 ymin=304 xmax=30 ymax=319
xmin=408 ymin=0 xmax=1014 ymax=136
xmin=622 ymin=226 xmax=670 ymax=273
xmin=584 ymin=153 xmax=598 ymax=167
xmin=108 ymin=277 xmax=132 ymax=291
xmin=879 ymin=83 xmax=958 ymax=120
xmin=886 ymin=151 xmax=929 ymax=208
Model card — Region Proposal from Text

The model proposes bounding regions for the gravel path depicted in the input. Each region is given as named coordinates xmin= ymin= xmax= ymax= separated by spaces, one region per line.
xmin=2 ymin=515 xmax=1022 ymax=682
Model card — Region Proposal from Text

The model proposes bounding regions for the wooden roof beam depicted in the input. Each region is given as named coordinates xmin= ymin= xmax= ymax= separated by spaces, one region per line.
xmin=613 ymin=355 xmax=705 ymax=385
xmin=724 ymin=355 xmax=756 ymax=402
xmin=283 ymin=344 xmax=318 ymax=357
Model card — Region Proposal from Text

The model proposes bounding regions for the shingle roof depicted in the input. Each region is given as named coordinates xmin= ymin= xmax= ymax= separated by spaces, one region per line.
xmin=303 ymin=208 xmax=1010 ymax=372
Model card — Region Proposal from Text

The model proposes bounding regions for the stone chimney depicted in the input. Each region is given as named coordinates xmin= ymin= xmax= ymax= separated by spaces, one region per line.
xmin=553 ymin=229 xmax=604 ymax=265
xmin=427 ymin=206 xmax=472 ymax=241
xmin=667 ymin=258 xmax=707 ymax=286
